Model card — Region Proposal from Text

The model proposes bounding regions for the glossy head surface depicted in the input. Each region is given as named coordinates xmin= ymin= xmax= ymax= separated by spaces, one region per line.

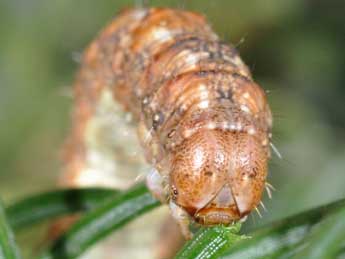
xmin=169 ymin=129 xmax=269 ymax=225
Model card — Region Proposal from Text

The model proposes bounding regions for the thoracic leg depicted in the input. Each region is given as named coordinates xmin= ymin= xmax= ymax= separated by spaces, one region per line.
xmin=146 ymin=169 xmax=193 ymax=239
xmin=146 ymin=168 xmax=169 ymax=203
xmin=169 ymin=200 xmax=193 ymax=239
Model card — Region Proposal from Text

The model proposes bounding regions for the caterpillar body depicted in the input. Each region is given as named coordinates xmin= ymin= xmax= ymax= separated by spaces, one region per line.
xmin=63 ymin=7 xmax=272 ymax=241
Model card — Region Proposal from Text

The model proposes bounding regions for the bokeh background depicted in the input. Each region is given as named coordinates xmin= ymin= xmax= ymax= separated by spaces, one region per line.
xmin=1 ymin=0 xmax=344 ymax=257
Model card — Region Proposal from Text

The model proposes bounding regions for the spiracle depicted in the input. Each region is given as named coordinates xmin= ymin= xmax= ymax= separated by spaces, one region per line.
xmin=63 ymin=7 xmax=272 ymax=239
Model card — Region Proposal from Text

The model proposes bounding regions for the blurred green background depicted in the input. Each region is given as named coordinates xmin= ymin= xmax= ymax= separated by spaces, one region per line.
xmin=0 ymin=0 xmax=344 ymax=255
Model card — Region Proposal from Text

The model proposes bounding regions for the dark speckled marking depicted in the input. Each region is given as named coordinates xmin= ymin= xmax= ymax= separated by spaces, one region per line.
xmin=152 ymin=111 xmax=164 ymax=129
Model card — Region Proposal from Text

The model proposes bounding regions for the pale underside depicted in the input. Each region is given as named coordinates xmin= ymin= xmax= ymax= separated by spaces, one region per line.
xmin=74 ymin=89 xmax=171 ymax=259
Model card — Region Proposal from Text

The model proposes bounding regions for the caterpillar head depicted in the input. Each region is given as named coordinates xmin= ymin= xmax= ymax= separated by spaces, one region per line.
xmin=169 ymin=128 xmax=269 ymax=225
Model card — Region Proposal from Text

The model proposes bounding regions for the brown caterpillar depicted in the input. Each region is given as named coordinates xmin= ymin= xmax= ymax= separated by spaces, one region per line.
xmin=62 ymin=7 xmax=272 ymax=239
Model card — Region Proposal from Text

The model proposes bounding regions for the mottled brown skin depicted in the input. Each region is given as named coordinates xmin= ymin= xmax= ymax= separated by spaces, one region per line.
xmin=65 ymin=7 xmax=272 ymax=236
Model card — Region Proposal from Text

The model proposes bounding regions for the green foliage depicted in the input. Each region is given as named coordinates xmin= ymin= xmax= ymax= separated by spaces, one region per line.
xmin=175 ymin=223 xmax=248 ymax=259
xmin=1 ymin=184 xmax=345 ymax=258
xmin=6 ymin=188 xmax=117 ymax=230
xmin=37 ymin=184 xmax=160 ymax=259
xmin=292 ymin=207 xmax=345 ymax=259
xmin=221 ymin=198 xmax=345 ymax=259
xmin=0 ymin=199 xmax=21 ymax=259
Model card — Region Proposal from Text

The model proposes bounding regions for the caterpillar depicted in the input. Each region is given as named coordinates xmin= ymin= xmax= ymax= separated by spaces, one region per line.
xmin=62 ymin=7 xmax=272 ymax=244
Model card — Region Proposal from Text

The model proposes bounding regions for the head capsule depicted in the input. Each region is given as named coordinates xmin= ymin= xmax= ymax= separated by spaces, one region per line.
xmin=169 ymin=128 xmax=269 ymax=225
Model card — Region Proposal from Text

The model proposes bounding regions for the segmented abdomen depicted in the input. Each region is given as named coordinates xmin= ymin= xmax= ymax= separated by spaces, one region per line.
xmin=70 ymin=7 xmax=270 ymax=167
